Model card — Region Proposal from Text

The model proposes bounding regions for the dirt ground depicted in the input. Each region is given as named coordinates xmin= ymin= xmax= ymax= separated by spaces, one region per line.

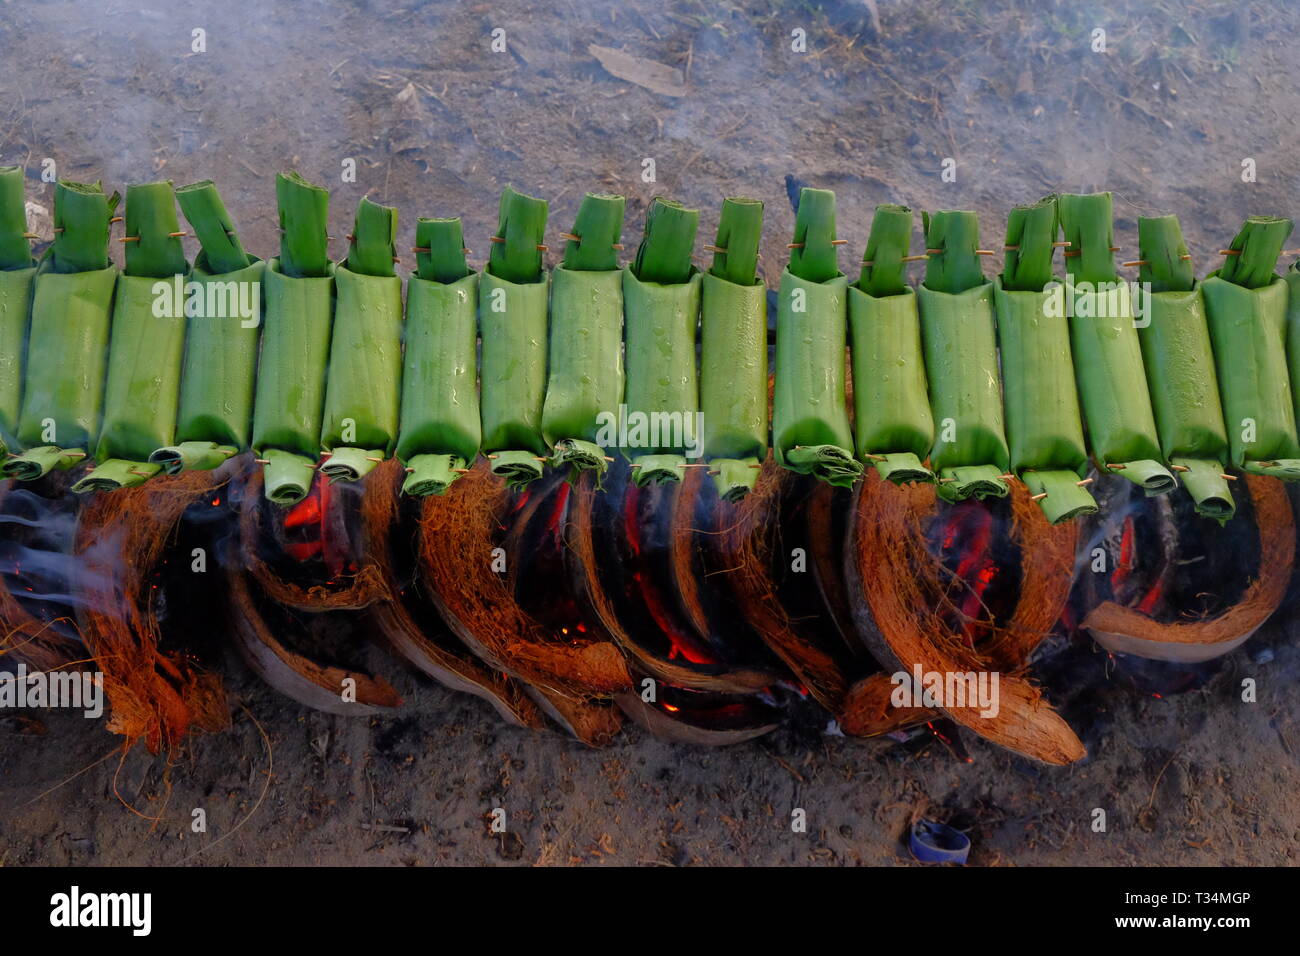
xmin=2 ymin=0 xmax=1300 ymax=866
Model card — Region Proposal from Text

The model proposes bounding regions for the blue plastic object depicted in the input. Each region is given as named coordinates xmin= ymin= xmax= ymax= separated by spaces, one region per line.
xmin=909 ymin=820 xmax=971 ymax=864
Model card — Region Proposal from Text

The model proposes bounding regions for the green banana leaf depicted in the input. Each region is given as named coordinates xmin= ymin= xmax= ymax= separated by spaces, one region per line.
xmin=5 ymin=180 xmax=117 ymax=481
xmin=1202 ymin=273 xmax=1300 ymax=478
xmin=1058 ymin=192 xmax=1173 ymax=495
xmin=481 ymin=268 xmax=551 ymax=488
xmin=318 ymin=264 xmax=403 ymax=482
xmin=621 ymin=268 xmax=702 ymax=486
xmin=773 ymin=268 xmax=860 ymax=487
xmin=0 ymin=263 xmax=35 ymax=457
xmin=72 ymin=272 xmax=188 ymax=492
xmin=1136 ymin=285 xmax=1234 ymax=520
xmin=250 ymin=259 xmax=335 ymax=505
xmin=4 ymin=259 xmax=117 ymax=480
xmin=700 ymin=271 xmax=767 ymax=501
xmin=1284 ymin=261 xmax=1300 ymax=456
xmin=396 ymin=271 xmax=481 ymax=495
xmin=994 ymin=277 xmax=1095 ymax=523
xmin=848 ymin=285 xmax=934 ymax=485
xmin=541 ymin=265 xmax=624 ymax=483
xmin=917 ymin=281 xmax=1009 ymax=500
xmin=74 ymin=181 xmax=192 ymax=492
xmin=1066 ymin=278 xmax=1174 ymax=494
xmin=150 ymin=256 xmax=265 ymax=474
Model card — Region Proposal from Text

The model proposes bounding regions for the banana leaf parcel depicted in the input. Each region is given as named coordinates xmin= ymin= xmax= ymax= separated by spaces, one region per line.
xmin=73 ymin=181 xmax=190 ymax=492
xmin=622 ymin=198 xmax=701 ymax=487
xmin=4 ymin=180 xmax=118 ymax=481
xmin=848 ymin=203 xmax=934 ymax=486
xmin=917 ymin=209 xmax=1009 ymax=501
xmin=0 ymin=165 xmax=36 ymax=458
xmin=700 ymin=197 xmax=767 ymax=501
xmin=541 ymin=191 xmax=625 ymax=483
xmin=481 ymin=186 xmax=551 ymax=489
xmin=1057 ymin=192 xmax=1174 ymax=495
xmin=319 ymin=197 xmax=403 ymax=483
xmin=1134 ymin=215 xmax=1235 ymax=520
xmin=994 ymin=196 xmax=1096 ymax=523
xmin=395 ymin=217 xmax=480 ymax=496
xmin=1201 ymin=215 xmax=1300 ymax=480
xmin=773 ymin=187 xmax=862 ymax=487
xmin=250 ymin=172 xmax=335 ymax=505
xmin=1286 ymin=259 xmax=1300 ymax=440
xmin=150 ymin=180 xmax=264 ymax=474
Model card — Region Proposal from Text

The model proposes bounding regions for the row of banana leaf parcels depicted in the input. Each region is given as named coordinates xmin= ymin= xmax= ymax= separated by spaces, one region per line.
xmin=0 ymin=168 xmax=1296 ymax=524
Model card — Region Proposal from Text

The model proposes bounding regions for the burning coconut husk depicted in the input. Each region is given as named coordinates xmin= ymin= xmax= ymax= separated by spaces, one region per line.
xmin=847 ymin=471 xmax=1085 ymax=765
xmin=567 ymin=460 xmax=798 ymax=743
xmin=692 ymin=464 xmax=938 ymax=739
xmin=571 ymin=456 xmax=876 ymax=743
xmin=567 ymin=462 xmax=783 ymax=697
xmin=838 ymin=672 xmax=939 ymax=738
xmin=237 ymin=467 xmax=385 ymax=611
xmin=226 ymin=459 xmax=401 ymax=713
xmin=359 ymin=459 xmax=546 ymax=729
xmin=71 ymin=465 xmax=235 ymax=752
xmin=685 ymin=461 xmax=853 ymax=711
xmin=613 ymin=667 xmax=784 ymax=746
xmin=417 ymin=461 xmax=629 ymax=745
xmin=801 ymin=480 xmax=867 ymax=652
xmin=225 ymin=558 xmax=403 ymax=716
xmin=1077 ymin=472 xmax=1293 ymax=663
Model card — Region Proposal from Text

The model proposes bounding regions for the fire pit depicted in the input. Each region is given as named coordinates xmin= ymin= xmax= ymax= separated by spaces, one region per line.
xmin=7 ymin=431 xmax=1288 ymax=769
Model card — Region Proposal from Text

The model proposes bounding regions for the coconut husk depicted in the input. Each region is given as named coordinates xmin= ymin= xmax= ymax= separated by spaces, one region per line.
xmin=847 ymin=471 xmax=1085 ymax=765
xmin=984 ymin=475 xmax=1080 ymax=670
xmin=615 ymin=689 xmax=779 ymax=745
xmin=838 ymin=672 xmax=937 ymax=737
xmin=225 ymin=557 xmax=402 ymax=714
xmin=1082 ymin=474 xmax=1292 ymax=661
xmin=566 ymin=467 xmax=779 ymax=693
xmin=708 ymin=458 xmax=850 ymax=710
xmin=667 ymin=467 xmax=711 ymax=639
xmin=803 ymin=481 xmax=860 ymax=651
xmin=72 ymin=466 xmax=235 ymax=752
xmin=238 ymin=468 xmax=385 ymax=611
xmin=418 ymin=461 xmax=632 ymax=700
xmin=528 ymin=687 xmax=623 ymax=747
xmin=358 ymin=459 xmax=545 ymax=729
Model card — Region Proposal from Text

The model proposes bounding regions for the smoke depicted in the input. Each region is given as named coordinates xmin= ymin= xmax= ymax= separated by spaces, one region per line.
xmin=0 ymin=489 xmax=114 ymax=613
